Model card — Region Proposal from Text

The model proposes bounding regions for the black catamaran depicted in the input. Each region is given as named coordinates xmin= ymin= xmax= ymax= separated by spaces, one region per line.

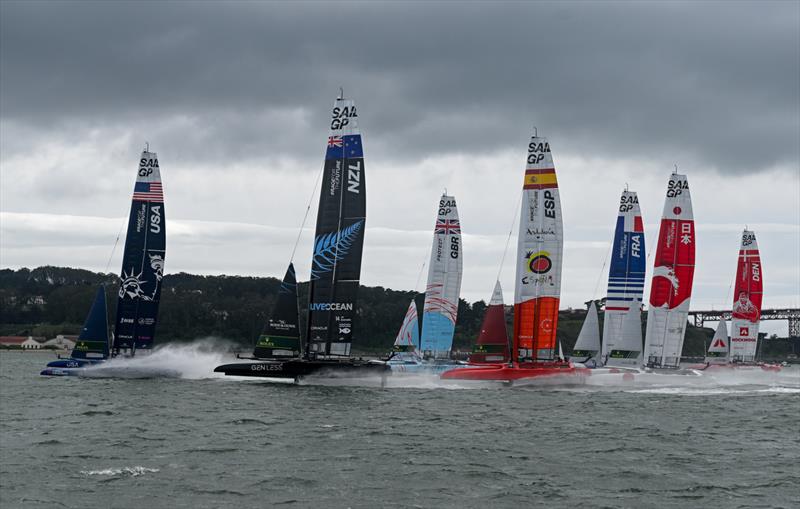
xmin=215 ymin=92 xmax=388 ymax=381
xmin=41 ymin=148 xmax=166 ymax=376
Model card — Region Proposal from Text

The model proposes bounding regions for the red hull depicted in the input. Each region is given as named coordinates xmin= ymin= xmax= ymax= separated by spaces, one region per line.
xmin=441 ymin=362 xmax=588 ymax=381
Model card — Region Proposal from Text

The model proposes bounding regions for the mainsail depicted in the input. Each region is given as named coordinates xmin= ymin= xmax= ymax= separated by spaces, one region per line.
xmin=420 ymin=194 xmax=463 ymax=358
xmin=729 ymin=230 xmax=763 ymax=362
xmin=601 ymin=190 xmax=646 ymax=362
xmin=113 ymin=150 xmax=166 ymax=354
xmin=606 ymin=299 xmax=643 ymax=368
xmin=513 ymin=135 xmax=563 ymax=362
xmin=706 ymin=319 xmax=729 ymax=361
xmin=643 ymin=173 xmax=695 ymax=368
xmin=71 ymin=286 xmax=110 ymax=360
xmin=391 ymin=300 xmax=421 ymax=360
xmin=570 ymin=302 xmax=600 ymax=362
xmin=253 ymin=263 xmax=300 ymax=358
xmin=306 ymin=95 xmax=366 ymax=357
xmin=469 ymin=281 xmax=509 ymax=364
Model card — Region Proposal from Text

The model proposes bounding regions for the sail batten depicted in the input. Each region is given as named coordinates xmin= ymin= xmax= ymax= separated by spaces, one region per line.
xmin=643 ymin=173 xmax=695 ymax=368
xmin=113 ymin=151 xmax=166 ymax=354
xmin=729 ymin=230 xmax=763 ymax=362
xmin=512 ymin=136 xmax=563 ymax=362
xmin=420 ymin=194 xmax=463 ymax=358
xmin=306 ymin=97 xmax=366 ymax=357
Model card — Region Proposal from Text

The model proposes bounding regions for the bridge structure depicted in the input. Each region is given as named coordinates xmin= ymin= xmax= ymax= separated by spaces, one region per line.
xmin=687 ymin=308 xmax=800 ymax=338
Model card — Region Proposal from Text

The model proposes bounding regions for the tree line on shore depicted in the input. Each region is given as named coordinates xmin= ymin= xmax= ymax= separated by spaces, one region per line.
xmin=1 ymin=266 xmax=794 ymax=358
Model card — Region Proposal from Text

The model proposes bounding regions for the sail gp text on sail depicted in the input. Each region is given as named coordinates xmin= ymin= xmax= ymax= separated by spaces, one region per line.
xmin=309 ymin=303 xmax=354 ymax=311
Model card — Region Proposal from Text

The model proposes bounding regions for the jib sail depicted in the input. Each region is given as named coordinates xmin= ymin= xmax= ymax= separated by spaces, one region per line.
xmin=306 ymin=94 xmax=366 ymax=357
xmin=253 ymin=263 xmax=300 ymax=358
xmin=113 ymin=150 xmax=166 ymax=354
xmin=469 ymin=281 xmax=509 ymax=364
xmin=71 ymin=286 xmax=110 ymax=360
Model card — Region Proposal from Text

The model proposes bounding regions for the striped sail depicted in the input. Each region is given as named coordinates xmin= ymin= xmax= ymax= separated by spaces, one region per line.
xmin=392 ymin=300 xmax=421 ymax=361
xmin=113 ymin=151 xmax=166 ymax=354
xmin=729 ymin=230 xmax=763 ymax=362
xmin=570 ymin=302 xmax=600 ymax=362
xmin=643 ymin=173 xmax=696 ymax=368
xmin=306 ymin=95 xmax=366 ymax=357
xmin=513 ymin=136 xmax=563 ymax=362
xmin=469 ymin=281 xmax=510 ymax=364
xmin=601 ymin=190 xmax=646 ymax=362
xmin=706 ymin=319 xmax=729 ymax=363
xmin=420 ymin=194 xmax=463 ymax=358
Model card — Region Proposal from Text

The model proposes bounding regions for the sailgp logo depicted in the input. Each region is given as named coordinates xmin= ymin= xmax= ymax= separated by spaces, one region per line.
xmin=310 ymin=220 xmax=364 ymax=280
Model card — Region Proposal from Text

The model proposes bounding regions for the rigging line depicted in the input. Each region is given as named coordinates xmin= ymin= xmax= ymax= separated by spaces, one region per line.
xmin=496 ymin=188 xmax=523 ymax=283
xmin=413 ymin=260 xmax=427 ymax=294
xmin=103 ymin=218 xmax=126 ymax=273
xmin=289 ymin=160 xmax=326 ymax=263
xmin=591 ymin=240 xmax=612 ymax=301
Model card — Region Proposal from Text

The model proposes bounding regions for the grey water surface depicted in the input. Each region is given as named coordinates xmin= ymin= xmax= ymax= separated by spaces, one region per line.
xmin=1 ymin=350 xmax=798 ymax=509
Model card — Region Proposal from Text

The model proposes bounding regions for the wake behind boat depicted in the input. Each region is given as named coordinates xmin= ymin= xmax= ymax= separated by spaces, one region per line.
xmin=215 ymin=92 xmax=389 ymax=383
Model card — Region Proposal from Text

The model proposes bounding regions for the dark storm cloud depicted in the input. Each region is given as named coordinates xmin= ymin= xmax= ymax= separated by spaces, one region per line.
xmin=1 ymin=0 xmax=798 ymax=173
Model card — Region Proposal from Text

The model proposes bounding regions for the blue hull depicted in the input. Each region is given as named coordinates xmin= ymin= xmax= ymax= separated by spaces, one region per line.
xmin=40 ymin=367 xmax=84 ymax=377
xmin=41 ymin=358 xmax=105 ymax=376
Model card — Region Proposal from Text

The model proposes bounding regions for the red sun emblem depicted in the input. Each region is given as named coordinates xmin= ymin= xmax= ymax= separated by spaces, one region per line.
xmin=673 ymin=206 xmax=682 ymax=215
xmin=527 ymin=251 xmax=552 ymax=274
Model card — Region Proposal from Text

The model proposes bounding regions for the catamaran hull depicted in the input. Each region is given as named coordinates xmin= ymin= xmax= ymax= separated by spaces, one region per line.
xmin=388 ymin=361 xmax=471 ymax=375
xmin=40 ymin=367 xmax=84 ymax=377
xmin=440 ymin=363 xmax=588 ymax=383
xmin=214 ymin=359 xmax=390 ymax=380
xmin=698 ymin=362 xmax=782 ymax=373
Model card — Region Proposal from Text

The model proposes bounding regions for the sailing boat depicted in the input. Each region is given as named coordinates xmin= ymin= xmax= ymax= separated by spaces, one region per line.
xmin=385 ymin=301 xmax=423 ymax=371
xmin=443 ymin=132 xmax=585 ymax=382
xmin=42 ymin=149 xmax=167 ymax=376
xmin=600 ymin=189 xmax=646 ymax=364
xmin=468 ymin=281 xmax=510 ymax=364
xmin=729 ymin=229 xmax=763 ymax=363
xmin=569 ymin=301 xmax=600 ymax=366
xmin=214 ymin=92 xmax=389 ymax=381
xmin=642 ymin=172 xmax=696 ymax=369
xmin=419 ymin=193 xmax=463 ymax=359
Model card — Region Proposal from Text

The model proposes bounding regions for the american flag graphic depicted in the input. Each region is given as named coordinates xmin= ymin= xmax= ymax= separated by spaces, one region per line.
xmin=434 ymin=219 xmax=461 ymax=235
xmin=132 ymin=182 xmax=164 ymax=202
xmin=328 ymin=136 xmax=343 ymax=148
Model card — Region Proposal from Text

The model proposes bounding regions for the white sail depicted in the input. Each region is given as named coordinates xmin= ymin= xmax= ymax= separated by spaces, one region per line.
xmin=643 ymin=173 xmax=696 ymax=368
xmin=570 ymin=302 xmax=600 ymax=362
xmin=729 ymin=230 xmax=763 ymax=363
xmin=705 ymin=319 xmax=729 ymax=364
xmin=392 ymin=300 xmax=421 ymax=361
xmin=605 ymin=300 xmax=643 ymax=368
xmin=420 ymin=194 xmax=463 ymax=358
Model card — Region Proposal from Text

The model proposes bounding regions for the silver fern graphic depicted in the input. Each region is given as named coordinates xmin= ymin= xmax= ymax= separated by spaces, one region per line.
xmin=310 ymin=220 xmax=364 ymax=280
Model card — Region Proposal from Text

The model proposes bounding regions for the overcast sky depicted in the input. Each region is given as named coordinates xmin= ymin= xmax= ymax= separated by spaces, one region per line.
xmin=1 ymin=1 xmax=798 ymax=332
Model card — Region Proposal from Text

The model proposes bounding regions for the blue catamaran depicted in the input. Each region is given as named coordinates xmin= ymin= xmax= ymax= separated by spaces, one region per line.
xmin=41 ymin=148 xmax=166 ymax=376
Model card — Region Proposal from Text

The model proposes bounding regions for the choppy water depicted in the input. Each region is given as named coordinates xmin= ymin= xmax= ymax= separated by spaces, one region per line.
xmin=2 ymin=348 xmax=799 ymax=508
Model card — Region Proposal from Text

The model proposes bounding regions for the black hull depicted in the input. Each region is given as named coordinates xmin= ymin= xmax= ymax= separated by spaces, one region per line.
xmin=214 ymin=358 xmax=389 ymax=380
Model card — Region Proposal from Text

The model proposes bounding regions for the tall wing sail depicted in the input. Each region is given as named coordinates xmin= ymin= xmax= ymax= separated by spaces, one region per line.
xmin=470 ymin=281 xmax=509 ymax=364
xmin=253 ymin=263 xmax=300 ymax=358
xmin=606 ymin=299 xmax=643 ymax=368
xmin=420 ymin=194 xmax=463 ymax=357
xmin=601 ymin=190 xmax=645 ymax=360
xmin=392 ymin=300 xmax=421 ymax=360
xmin=706 ymin=319 xmax=729 ymax=359
xmin=113 ymin=151 xmax=166 ymax=353
xmin=513 ymin=136 xmax=563 ymax=362
xmin=571 ymin=302 xmax=600 ymax=359
xmin=729 ymin=230 xmax=763 ymax=362
xmin=71 ymin=286 xmax=110 ymax=360
xmin=306 ymin=96 xmax=366 ymax=357
xmin=643 ymin=173 xmax=695 ymax=368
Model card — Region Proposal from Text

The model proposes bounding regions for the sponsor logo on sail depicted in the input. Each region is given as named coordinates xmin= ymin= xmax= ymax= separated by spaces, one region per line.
xmin=667 ymin=178 xmax=688 ymax=197
xmin=309 ymin=302 xmax=354 ymax=311
xmin=330 ymin=105 xmax=357 ymax=130
xmin=526 ymin=250 xmax=552 ymax=274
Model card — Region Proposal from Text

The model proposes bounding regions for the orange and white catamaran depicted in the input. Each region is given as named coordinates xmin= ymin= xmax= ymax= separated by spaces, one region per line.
xmin=442 ymin=131 xmax=585 ymax=383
